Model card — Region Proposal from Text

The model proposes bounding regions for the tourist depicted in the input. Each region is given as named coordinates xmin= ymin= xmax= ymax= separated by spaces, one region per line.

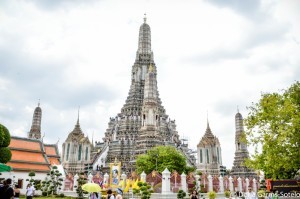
xmin=235 ymin=191 xmax=242 ymax=199
xmin=26 ymin=183 xmax=35 ymax=199
xmin=90 ymin=192 xmax=100 ymax=199
xmin=116 ymin=188 xmax=123 ymax=199
xmin=0 ymin=180 xmax=7 ymax=198
xmin=14 ymin=185 xmax=20 ymax=199
xmin=190 ymin=190 xmax=198 ymax=199
xmin=107 ymin=189 xmax=115 ymax=199
xmin=0 ymin=178 xmax=14 ymax=199
xmin=245 ymin=188 xmax=257 ymax=199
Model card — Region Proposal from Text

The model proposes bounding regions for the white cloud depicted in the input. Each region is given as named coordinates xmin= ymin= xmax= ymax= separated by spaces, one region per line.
xmin=0 ymin=0 xmax=299 ymax=169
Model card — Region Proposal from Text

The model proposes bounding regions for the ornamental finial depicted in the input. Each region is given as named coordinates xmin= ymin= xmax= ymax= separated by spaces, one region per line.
xmin=144 ymin=13 xmax=147 ymax=23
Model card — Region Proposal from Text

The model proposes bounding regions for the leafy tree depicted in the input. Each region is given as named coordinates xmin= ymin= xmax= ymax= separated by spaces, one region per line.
xmin=190 ymin=171 xmax=202 ymax=194
xmin=136 ymin=146 xmax=195 ymax=174
xmin=28 ymin=171 xmax=36 ymax=184
xmin=177 ymin=189 xmax=186 ymax=199
xmin=0 ymin=124 xmax=12 ymax=164
xmin=133 ymin=181 xmax=152 ymax=199
xmin=42 ymin=166 xmax=63 ymax=196
xmin=244 ymin=81 xmax=300 ymax=179
xmin=76 ymin=173 xmax=87 ymax=199
xmin=33 ymin=179 xmax=41 ymax=191
xmin=26 ymin=171 xmax=42 ymax=191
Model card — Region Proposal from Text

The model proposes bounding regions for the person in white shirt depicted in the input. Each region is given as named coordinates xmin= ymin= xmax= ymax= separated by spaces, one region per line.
xmin=116 ymin=188 xmax=123 ymax=199
xmin=26 ymin=184 xmax=35 ymax=199
xmin=245 ymin=188 xmax=257 ymax=199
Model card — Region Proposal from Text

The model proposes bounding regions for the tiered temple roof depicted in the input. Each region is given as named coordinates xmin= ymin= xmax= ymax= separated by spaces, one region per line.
xmin=44 ymin=144 xmax=61 ymax=165
xmin=7 ymin=136 xmax=60 ymax=173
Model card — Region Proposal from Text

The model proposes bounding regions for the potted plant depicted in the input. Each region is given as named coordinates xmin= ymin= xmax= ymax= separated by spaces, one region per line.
xmin=208 ymin=191 xmax=216 ymax=199
xmin=225 ymin=190 xmax=231 ymax=198
xmin=177 ymin=189 xmax=187 ymax=199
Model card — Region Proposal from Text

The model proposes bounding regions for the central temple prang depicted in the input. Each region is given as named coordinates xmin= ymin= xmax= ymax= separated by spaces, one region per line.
xmin=93 ymin=17 xmax=195 ymax=172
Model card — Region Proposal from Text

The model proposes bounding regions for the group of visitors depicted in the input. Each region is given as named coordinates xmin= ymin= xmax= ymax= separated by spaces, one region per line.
xmin=90 ymin=187 xmax=123 ymax=199
xmin=0 ymin=178 xmax=35 ymax=199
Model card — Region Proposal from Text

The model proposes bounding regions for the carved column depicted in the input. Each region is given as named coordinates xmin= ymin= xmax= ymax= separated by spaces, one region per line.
xmin=246 ymin=178 xmax=249 ymax=191
xmin=208 ymin=175 xmax=213 ymax=192
xmin=181 ymin=172 xmax=187 ymax=192
xmin=88 ymin=173 xmax=93 ymax=183
xmin=104 ymin=173 xmax=109 ymax=187
xmin=253 ymin=178 xmax=257 ymax=192
xmin=219 ymin=175 xmax=224 ymax=193
xmin=162 ymin=168 xmax=171 ymax=194
xmin=141 ymin=171 xmax=146 ymax=182
xmin=73 ymin=174 xmax=79 ymax=191
xmin=229 ymin=176 xmax=234 ymax=192
xmin=238 ymin=177 xmax=242 ymax=192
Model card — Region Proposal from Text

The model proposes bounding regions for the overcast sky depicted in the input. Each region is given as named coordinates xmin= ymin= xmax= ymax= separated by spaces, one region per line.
xmin=0 ymin=0 xmax=299 ymax=169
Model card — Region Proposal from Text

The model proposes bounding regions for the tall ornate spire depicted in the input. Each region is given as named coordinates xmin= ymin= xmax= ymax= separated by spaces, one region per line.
xmin=28 ymin=101 xmax=42 ymax=139
xmin=101 ymin=17 xmax=187 ymax=169
xmin=137 ymin=15 xmax=152 ymax=55
xmin=231 ymin=111 xmax=257 ymax=178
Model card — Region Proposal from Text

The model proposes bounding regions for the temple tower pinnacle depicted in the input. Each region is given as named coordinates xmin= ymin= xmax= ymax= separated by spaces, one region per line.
xmin=138 ymin=14 xmax=151 ymax=55
xmin=28 ymin=101 xmax=42 ymax=139
xmin=231 ymin=111 xmax=257 ymax=178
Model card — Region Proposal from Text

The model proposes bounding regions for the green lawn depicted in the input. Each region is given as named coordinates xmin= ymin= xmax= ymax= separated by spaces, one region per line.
xmin=19 ymin=196 xmax=76 ymax=199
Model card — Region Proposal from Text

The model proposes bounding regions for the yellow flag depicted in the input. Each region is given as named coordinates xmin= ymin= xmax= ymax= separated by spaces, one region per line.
xmin=124 ymin=179 xmax=130 ymax=193
xmin=132 ymin=179 xmax=139 ymax=189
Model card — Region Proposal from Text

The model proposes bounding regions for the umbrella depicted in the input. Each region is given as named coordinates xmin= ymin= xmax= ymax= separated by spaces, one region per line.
xmin=82 ymin=182 xmax=101 ymax=193
xmin=0 ymin=163 xmax=12 ymax=172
